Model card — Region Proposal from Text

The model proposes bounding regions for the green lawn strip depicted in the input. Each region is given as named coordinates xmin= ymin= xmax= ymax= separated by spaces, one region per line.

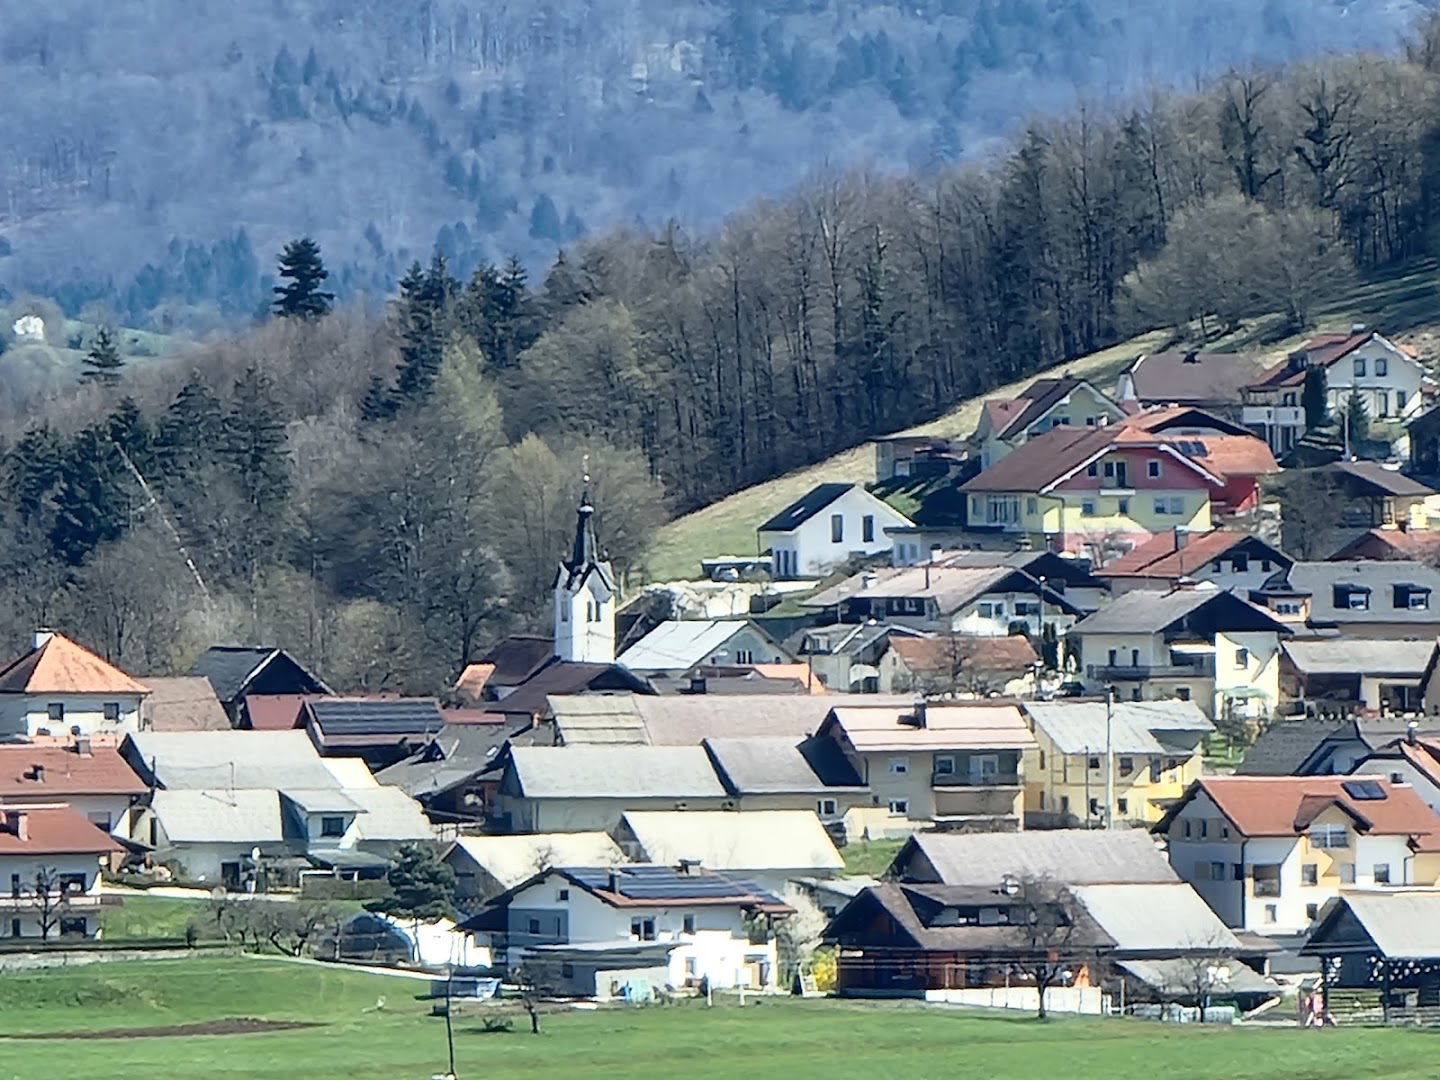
xmin=839 ymin=838 xmax=905 ymax=876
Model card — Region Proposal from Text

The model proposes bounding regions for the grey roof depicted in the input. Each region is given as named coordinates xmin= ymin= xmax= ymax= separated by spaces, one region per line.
xmin=618 ymin=810 xmax=844 ymax=872
xmin=636 ymin=693 xmax=914 ymax=746
xmin=1024 ymin=701 xmax=1213 ymax=756
xmin=617 ymin=620 xmax=787 ymax=674
xmin=374 ymin=724 xmax=513 ymax=798
xmin=757 ymin=483 xmax=854 ymax=533
xmin=1283 ymin=638 xmax=1435 ymax=676
xmin=505 ymin=745 xmax=727 ymax=799
xmin=1071 ymin=883 xmax=1244 ymax=955
xmin=702 ymin=736 xmax=864 ymax=793
xmin=342 ymin=785 xmax=436 ymax=841
xmin=126 ymin=730 xmax=339 ymax=790
xmin=1118 ymin=958 xmax=1279 ymax=997
xmin=1282 ymin=561 xmax=1440 ymax=625
xmin=307 ymin=698 xmax=446 ymax=737
xmin=549 ymin=695 xmax=650 ymax=746
xmin=1304 ymin=892 xmax=1440 ymax=959
xmin=186 ymin=646 xmax=330 ymax=703
xmin=281 ymin=788 xmax=363 ymax=813
xmin=899 ymin=829 xmax=1178 ymax=886
xmin=1125 ymin=351 xmax=1254 ymax=405
xmin=1235 ymin=719 xmax=1346 ymax=776
xmin=1071 ymin=587 xmax=1285 ymax=635
xmin=149 ymin=788 xmax=285 ymax=843
xmin=1331 ymin=460 xmax=1435 ymax=498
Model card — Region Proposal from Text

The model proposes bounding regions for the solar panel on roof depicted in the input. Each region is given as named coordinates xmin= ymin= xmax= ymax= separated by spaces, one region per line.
xmin=1342 ymin=779 xmax=1386 ymax=801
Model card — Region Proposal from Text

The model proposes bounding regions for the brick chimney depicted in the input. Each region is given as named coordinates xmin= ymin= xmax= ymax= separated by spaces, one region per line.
xmin=4 ymin=810 xmax=28 ymax=841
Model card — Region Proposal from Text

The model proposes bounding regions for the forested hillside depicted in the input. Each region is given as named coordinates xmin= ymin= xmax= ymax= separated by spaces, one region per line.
xmin=0 ymin=0 xmax=1431 ymax=332
xmin=11 ymin=10 xmax=1440 ymax=695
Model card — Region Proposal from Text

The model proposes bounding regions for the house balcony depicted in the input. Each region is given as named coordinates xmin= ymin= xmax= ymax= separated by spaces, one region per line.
xmin=933 ymin=785 xmax=1023 ymax=820
xmin=1087 ymin=660 xmax=1212 ymax=681
xmin=0 ymin=892 xmax=108 ymax=911
xmin=1241 ymin=404 xmax=1303 ymax=427
xmin=932 ymin=772 xmax=1022 ymax=788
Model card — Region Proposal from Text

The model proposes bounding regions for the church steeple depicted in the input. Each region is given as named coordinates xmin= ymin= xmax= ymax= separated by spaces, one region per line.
xmin=553 ymin=459 xmax=616 ymax=663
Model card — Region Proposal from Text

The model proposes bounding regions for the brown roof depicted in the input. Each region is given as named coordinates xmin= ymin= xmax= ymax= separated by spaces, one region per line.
xmin=0 ymin=805 xmax=123 ymax=855
xmin=1186 ymin=776 xmax=1440 ymax=843
xmin=750 ymin=663 xmax=828 ymax=694
xmin=992 ymin=376 xmax=1086 ymax=440
xmin=479 ymin=636 xmax=556 ymax=686
xmin=1330 ymin=529 xmax=1440 ymax=562
xmin=0 ymin=633 xmax=148 ymax=696
xmin=1330 ymin=461 xmax=1435 ymax=498
xmin=1101 ymin=529 xmax=1254 ymax=578
xmin=962 ymin=424 xmax=1117 ymax=493
xmin=0 ymin=745 xmax=147 ymax=797
xmin=1248 ymin=331 xmax=1375 ymax=390
xmin=980 ymin=399 xmax=1026 ymax=438
xmin=1126 ymin=352 xmax=1256 ymax=405
xmin=141 ymin=677 xmax=229 ymax=732
xmin=887 ymin=635 xmax=1038 ymax=677
xmin=454 ymin=663 xmax=495 ymax=702
xmin=242 ymin=694 xmax=314 ymax=731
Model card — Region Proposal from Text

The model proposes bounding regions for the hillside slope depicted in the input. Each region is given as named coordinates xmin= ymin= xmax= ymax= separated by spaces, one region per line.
xmin=646 ymin=260 xmax=1440 ymax=581
xmin=0 ymin=0 xmax=1431 ymax=327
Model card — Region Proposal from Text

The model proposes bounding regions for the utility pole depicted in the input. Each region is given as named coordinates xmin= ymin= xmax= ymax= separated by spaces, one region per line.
xmin=1104 ymin=686 xmax=1116 ymax=830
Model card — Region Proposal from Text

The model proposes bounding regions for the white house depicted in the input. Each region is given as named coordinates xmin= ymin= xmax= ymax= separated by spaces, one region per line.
xmin=616 ymin=620 xmax=793 ymax=676
xmin=758 ymin=483 xmax=913 ymax=580
xmin=972 ymin=375 xmax=1126 ymax=468
xmin=1156 ymin=775 xmax=1440 ymax=934
xmin=444 ymin=832 xmax=628 ymax=905
xmin=1247 ymin=327 xmax=1431 ymax=424
xmin=0 ymin=744 xmax=147 ymax=835
xmin=0 ymin=631 xmax=148 ymax=742
xmin=460 ymin=863 xmax=793 ymax=991
xmin=613 ymin=809 xmax=844 ymax=896
xmin=0 ymin=805 xmax=119 ymax=939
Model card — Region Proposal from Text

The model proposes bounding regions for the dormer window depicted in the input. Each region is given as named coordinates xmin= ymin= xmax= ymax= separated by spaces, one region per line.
xmin=1334 ymin=584 xmax=1370 ymax=610
xmin=1394 ymin=584 xmax=1431 ymax=611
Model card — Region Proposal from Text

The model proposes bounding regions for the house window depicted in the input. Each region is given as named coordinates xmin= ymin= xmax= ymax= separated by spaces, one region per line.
xmin=735 ymin=649 xmax=755 ymax=664
xmin=1086 ymin=463 xmax=1099 ymax=477
xmin=631 ymin=917 xmax=656 ymax=941
xmin=1087 ymin=756 xmax=1100 ymax=771
xmin=1081 ymin=499 xmax=1097 ymax=517
xmin=1260 ymin=560 xmax=1271 ymax=572
xmin=1232 ymin=554 xmax=1249 ymax=573
xmin=1306 ymin=903 xmax=1319 ymax=921
xmin=320 ymin=816 xmax=346 ymax=838
xmin=1117 ymin=798 xmax=1129 ymax=816
xmin=862 ymin=515 xmax=875 ymax=543
xmin=1059 ymin=796 xmax=1069 ymax=813
xmin=1397 ymin=390 xmax=1408 ymax=412
xmin=888 ymin=758 xmax=908 ymax=775
xmin=1310 ymin=824 xmax=1349 ymax=850
xmin=59 ymin=873 xmax=88 ymax=895
xmin=1339 ymin=864 xmax=1356 ymax=884
xmin=1409 ymin=590 xmax=1431 ymax=611
xmin=817 ymin=798 xmax=837 ymax=817
xmin=1375 ymin=356 xmax=1388 ymax=377
xmin=1234 ymin=648 xmax=1249 ymax=670
xmin=1103 ymin=460 xmax=1116 ymax=479
xmin=1088 ymin=798 xmax=1100 ymax=817
xmin=934 ymin=755 xmax=956 ymax=776
xmin=1374 ymin=864 xmax=1392 ymax=885
xmin=683 ymin=914 xmax=696 ymax=935
xmin=1038 ymin=750 xmax=1046 ymax=770
xmin=102 ymin=702 xmax=120 ymax=722
xmin=557 ymin=889 xmax=570 ymax=901
xmin=1119 ymin=756 xmax=1134 ymax=775
xmin=528 ymin=918 xmax=542 ymax=935
xmin=831 ymin=514 xmax=844 ymax=543
xmin=1253 ymin=864 xmax=1282 ymax=897
xmin=1277 ymin=601 xmax=1301 ymax=615
xmin=1209 ymin=861 xmax=1224 ymax=880
xmin=1147 ymin=460 xmax=1161 ymax=478
xmin=1117 ymin=497 xmax=1130 ymax=515
xmin=560 ymin=601 xmax=570 ymax=622
xmin=1175 ymin=686 xmax=1191 ymax=702
xmin=46 ymin=703 xmax=63 ymax=723
xmin=58 ymin=917 xmax=86 ymax=937
xmin=1183 ymin=820 xmax=1192 ymax=838
xmin=88 ymin=812 xmax=113 ymax=832
xmin=887 ymin=799 xmax=909 ymax=816
xmin=1354 ymin=357 xmax=1367 ymax=377
xmin=1302 ymin=864 xmax=1318 ymax=886
xmin=1027 ymin=498 xmax=1038 ymax=515
xmin=1199 ymin=820 xmax=1208 ymax=838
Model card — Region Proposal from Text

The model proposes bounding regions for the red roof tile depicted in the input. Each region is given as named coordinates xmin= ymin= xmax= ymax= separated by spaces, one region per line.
xmin=0 ymin=805 xmax=122 ymax=855
xmin=1194 ymin=775 xmax=1440 ymax=842
xmin=0 ymin=746 xmax=146 ymax=797
xmin=1101 ymin=529 xmax=1252 ymax=578
xmin=242 ymin=694 xmax=314 ymax=730
xmin=0 ymin=633 xmax=147 ymax=696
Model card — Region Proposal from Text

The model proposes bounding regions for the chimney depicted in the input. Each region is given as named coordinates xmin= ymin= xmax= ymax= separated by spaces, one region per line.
xmin=861 ymin=571 xmax=878 ymax=591
xmin=608 ymin=869 xmax=621 ymax=894
xmin=1351 ymin=323 xmax=1367 ymax=335
xmin=1174 ymin=527 xmax=1188 ymax=550
xmin=75 ymin=738 xmax=92 ymax=757
xmin=1182 ymin=351 xmax=1199 ymax=364
xmin=688 ymin=676 xmax=708 ymax=695
xmin=30 ymin=764 xmax=44 ymax=783
xmin=1408 ymin=719 xmax=1419 ymax=745
xmin=676 ymin=858 xmax=701 ymax=875
xmin=901 ymin=701 xmax=927 ymax=728
xmin=32 ymin=629 xmax=53 ymax=651
xmin=4 ymin=810 xmax=27 ymax=841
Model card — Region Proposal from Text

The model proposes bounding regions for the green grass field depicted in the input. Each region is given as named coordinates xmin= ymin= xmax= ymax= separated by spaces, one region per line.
xmin=644 ymin=258 xmax=1440 ymax=582
xmin=2 ymin=956 xmax=1440 ymax=1080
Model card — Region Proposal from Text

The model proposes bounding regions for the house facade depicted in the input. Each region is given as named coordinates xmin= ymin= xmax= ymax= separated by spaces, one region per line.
xmin=758 ymin=483 xmax=914 ymax=580
xmin=1021 ymin=700 xmax=1212 ymax=827
xmin=1099 ymin=529 xmax=1293 ymax=597
xmin=617 ymin=620 xmax=792 ymax=676
xmin=1248 ymin=328 xmax=1430 ymax=424
xmin=0 ymin=631 xmax=149 ymax=742
xmin=0 ymin=744 xmax=147 ymax=835
xmin=0 ymin=806 xmax=118 ymax=940
xmin=1156 ymin=776 xmax=1440 ymax=934
xmin=462 ymin=864 xmax=792 ymax=991
xmin=973 ymin=376 xmax=1126 ymax=468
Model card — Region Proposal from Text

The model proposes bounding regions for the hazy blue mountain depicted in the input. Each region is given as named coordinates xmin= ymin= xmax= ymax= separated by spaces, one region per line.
xmin=0 ymin=0 xmax=1431 ymax=327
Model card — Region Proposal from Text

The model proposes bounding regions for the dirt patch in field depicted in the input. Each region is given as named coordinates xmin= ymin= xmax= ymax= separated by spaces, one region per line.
xmin=6 ymin=1017 xmax=322 ymax=1040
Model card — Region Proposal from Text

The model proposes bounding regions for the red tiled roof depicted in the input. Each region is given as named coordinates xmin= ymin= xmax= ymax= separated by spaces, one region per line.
xmin=888 ymin=635 xmax=1038 ymax=676
xmin=1195 ymin=775 xmax=1440 ymax=842
xmin=1329 ymin=529 xmax=1440 ymax=562
xmin=1101 ymin=529 xmax=1251 ymax=578
xmin=1249 ymin=331 xmax=1375 ymax=390
xmin=455 ymin=663 xmax=495 ymax=701
xmin=0 ymin=746 xmax=146 ymax=797
xmin=0 ymin=805 xmax=122 ymax=855
xmin=242 ymin=694 xmax=314 ymax=730
xmin=0 ymin=633 xmax=147 ymax=696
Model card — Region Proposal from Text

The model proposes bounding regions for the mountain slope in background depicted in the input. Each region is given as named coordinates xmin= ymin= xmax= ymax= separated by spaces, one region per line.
xmin=0 ymin=0 xmax=1433 ymax=328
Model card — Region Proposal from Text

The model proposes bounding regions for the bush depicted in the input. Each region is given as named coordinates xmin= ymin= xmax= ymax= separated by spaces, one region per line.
xmin=301 ymin=876 xmax=388 ymax=901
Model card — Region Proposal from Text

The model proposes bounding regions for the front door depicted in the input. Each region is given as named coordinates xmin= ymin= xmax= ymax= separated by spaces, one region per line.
xmin=221 ymin=862 xmax=241 ymax=891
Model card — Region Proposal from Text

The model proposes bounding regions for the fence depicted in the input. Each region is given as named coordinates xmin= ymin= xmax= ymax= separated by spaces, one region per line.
xmin=922 ymin=986 xmax=1106 ymax=1015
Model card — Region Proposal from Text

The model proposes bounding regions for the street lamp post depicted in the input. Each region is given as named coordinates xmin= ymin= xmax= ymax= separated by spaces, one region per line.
xmin=1104 ymin=686 xmax=1116 ymax=829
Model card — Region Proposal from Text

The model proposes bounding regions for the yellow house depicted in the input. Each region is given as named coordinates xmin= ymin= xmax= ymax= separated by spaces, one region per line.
xmin=972 ymin=375 xmax=1126 ymax=468
xmin=1021 ymin=700 xmax=1212 ymax=827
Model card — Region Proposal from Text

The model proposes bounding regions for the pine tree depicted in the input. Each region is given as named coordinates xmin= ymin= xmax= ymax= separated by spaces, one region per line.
xmin=393 ymin=255 xmax=457 ymax=405
xmin=360 ymin=374 xmax=397 ymax=422
xmin=156 ymin=372 xmax=224 ymax=475
xmin=81 ymin=327 xmax=124 ymax=385
xmin=1301 ymin=365 xmax=1329 ymax=431
xmin=1344 ymin=390 xmax=1370 ymax=449
xmin=272 ymin=237 xmax=334 ymax=319
xmin=50 ymin=427 xmax=129 ymax=565
xmin=223 ymin=365 xmax=290 ymax=513
xmin=363 ymin=843 xmax=456 ymax=922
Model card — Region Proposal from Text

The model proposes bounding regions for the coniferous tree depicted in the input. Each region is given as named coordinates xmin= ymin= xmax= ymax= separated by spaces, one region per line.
xmin=364 ymin=843 xmax=456 ymax=922
xmin=272 ymin=237 xmax=334 ymax=319
xmin=360 ymin=374 xmax=398 ymax=422
xmin=224 ymin=366 xmax=290 ymax=514
xmin=81 ymin=327 xmax=124 ymax=385
xmin=50 ymin=428 xmax=129 ymax=565
xmin=393 ymin=255 xmax=457 ymax=405
xmin=1301 ymin=365 xmax=1329 ymax=431
xmin=1344 ymin=390 xmax=1371 ymax=449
